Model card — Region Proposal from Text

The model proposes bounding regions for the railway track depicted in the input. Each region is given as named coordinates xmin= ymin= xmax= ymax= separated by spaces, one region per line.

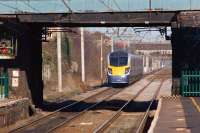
xmin=8 ymin=88 xmax=123 ymax=133
xmin=9 ymin=69 xmax=168 ymax=133
xmin=52 ymin=70 xmax=169 ymax=133
xmin=135 ymin=79 xmax=164 ymax=133
xmin=51 ymin=78 xmax=156 ymax=133
xmin=93 ymin=79 xmax=165 ymax=133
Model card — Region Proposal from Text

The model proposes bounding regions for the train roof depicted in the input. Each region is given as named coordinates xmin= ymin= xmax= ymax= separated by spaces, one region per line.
xmin=109 ymin=51 xmax=141 ymax=58
xmin=109 ymin=51 xmax=128 ymax=57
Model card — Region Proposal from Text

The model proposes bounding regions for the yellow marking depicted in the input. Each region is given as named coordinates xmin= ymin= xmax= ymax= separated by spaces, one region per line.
xmin=190 ymin=97 xmax=200 ymax=112
xmin=176 ymin=118 xmax=185 ymax=121
xmin=176 ymin=104 xmax=182 ymax=107
xmin=80 ymin=122 xmax=93 ymax=125
xmin=121 ymin=113 xmax=139 ymax=116
xmin=109 ymin=65 xmax=129 ymax=76
xmin=175 ymin=128 xmax=187 ymax=131
xmin=176 ymin=110 xmax=183 ymax=113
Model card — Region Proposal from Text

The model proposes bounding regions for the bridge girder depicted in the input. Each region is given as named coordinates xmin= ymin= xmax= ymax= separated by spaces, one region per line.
xmin=0 ymin=11 xmax=180 ymax=27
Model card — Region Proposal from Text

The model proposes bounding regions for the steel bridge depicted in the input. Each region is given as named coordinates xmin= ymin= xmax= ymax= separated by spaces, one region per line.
xmin=0 ymin=11 xmax=178 ymax=27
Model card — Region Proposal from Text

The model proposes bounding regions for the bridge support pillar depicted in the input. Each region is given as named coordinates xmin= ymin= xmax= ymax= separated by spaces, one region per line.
xmin=0 ymin=24 xmax=43 ymax=108
xmin=171 ymin=11 xmax=200 ymax=95
xmin=20 ymin=25 xmax=43 ymax=107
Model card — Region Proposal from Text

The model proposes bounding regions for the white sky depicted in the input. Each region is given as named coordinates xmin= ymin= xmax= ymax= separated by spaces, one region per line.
xmin=86 ymin=27 xmax=171 ymax=43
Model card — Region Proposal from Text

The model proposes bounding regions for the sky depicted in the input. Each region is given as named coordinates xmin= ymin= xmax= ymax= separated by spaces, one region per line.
xmin=0 ymin=0 xmax=199 ymax=13
xmin=86 ymin=27 xmax=171 ymax=43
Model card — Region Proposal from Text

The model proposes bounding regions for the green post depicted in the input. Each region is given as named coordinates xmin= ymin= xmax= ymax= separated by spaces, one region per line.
xmin=181 ymin=71 xmax=184 ymax=96
xmin=181 ymin=71 xmax=183 ymax=96
xmin=4 ymin=73 xmax=8 ymax=98
xmin=0 ymin=78 xmax=2 ymax=98
xmin=181 ymin=70 xmax=200 ymax=96
xmin=187 ymin=70 xmax=189 ymax=96
xmin=182 ymin=71 xmax=184 ymax=96
xmin=195 ymin=70 xmax=197 ymax=96
xmin=185 ymin=71 xmax=190 ymax=96
xmin=192 ymin=71 xmax=194 ymax=96
xmin=199 ymin=71 xmax=200 ymax=96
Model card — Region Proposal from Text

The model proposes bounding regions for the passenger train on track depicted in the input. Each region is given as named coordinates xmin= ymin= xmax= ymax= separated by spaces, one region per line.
xmin=107 ymin=51 xmax=143 ymax=85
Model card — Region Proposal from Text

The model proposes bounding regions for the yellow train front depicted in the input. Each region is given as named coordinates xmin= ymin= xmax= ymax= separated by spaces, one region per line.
xmin=107 ymin=51 xmax=143 ymax=85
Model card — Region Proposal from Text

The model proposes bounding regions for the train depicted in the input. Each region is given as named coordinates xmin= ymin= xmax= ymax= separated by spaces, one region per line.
xmin=107 ymin=51 xmax=143 ymax=85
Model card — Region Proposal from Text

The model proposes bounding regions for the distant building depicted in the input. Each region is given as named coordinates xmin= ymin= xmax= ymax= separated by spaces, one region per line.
xmin=135 ymin=43 xmax=172 ymax=73
xmin=135 ymin=43 xmax=172 ymax=56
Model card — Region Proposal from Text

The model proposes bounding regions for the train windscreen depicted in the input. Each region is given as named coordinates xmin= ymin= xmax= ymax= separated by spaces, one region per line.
xmin=109 ymin=51 xmax=128 ymax=66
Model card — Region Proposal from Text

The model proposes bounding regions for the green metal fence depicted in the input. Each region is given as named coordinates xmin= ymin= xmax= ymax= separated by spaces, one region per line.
xmin=181 ymin=70 xmax=200 ymax=96
xmin=0 ymin=72 xmax=9 ymax=99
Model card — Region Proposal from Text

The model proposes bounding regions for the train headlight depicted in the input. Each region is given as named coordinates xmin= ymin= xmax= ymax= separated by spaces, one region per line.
xmin=108 ymin=68 xmax=112 ymax=74
xmin=125 ymin=67 xmax=130 ymax=74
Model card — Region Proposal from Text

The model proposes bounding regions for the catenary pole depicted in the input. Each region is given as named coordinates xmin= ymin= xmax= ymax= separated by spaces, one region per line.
xmin=57 ymin=30 xmax=62 ymax=92
xmin=81 ymin=27 xmax=85 ymax=83
xmin=100 ymin=34 xmax=103 ymax=84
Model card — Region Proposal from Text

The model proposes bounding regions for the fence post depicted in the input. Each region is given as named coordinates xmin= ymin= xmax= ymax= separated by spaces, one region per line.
xmin=199 ymin=71 xmax=200 ymax=96
xmin=0 ymin=78 xmax=2 ymax=98
xmin=181 ymin=71 xmax=183 ymax=96
xmin=181 ymin=70 xmax=200 ymax=96
xmin=191 ymin=71 xmax=194 ymax=96
xmin=4 ymin=73 xmax=8 ymax=98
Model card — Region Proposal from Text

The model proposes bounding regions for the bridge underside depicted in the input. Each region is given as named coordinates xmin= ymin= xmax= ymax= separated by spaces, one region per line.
xmin=0 ymin=11 xmax=179 ymax=27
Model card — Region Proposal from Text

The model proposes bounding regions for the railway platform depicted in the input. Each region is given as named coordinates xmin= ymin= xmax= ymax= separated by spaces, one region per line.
xmin=0 ymin=98 xmax=30 ymax=128
xmin=150 ymin=96 xmax=200 ymax=133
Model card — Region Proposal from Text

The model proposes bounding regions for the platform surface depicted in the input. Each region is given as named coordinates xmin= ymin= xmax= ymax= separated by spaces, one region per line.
xmin=152 ymin=97 xmax=200 ymax=133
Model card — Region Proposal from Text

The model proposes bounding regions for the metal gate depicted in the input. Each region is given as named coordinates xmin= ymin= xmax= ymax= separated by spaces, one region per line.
xmin=0 ymin=72 xmax=8 ymax=99
xmin=181 ymin=70 xmax=200 ymax=96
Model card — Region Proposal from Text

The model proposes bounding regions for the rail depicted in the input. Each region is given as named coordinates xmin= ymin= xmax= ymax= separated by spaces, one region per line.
xmin=9 ymin=87 xmax=121 ymax=133
xmin=93 ymin=78 xmax=155 ymax=133
xmin=136 ymin=79 xmax=164 ymax=133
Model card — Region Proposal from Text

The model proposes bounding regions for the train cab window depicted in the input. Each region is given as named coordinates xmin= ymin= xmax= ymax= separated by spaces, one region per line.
xmin=109 ymin=51 xmax=128 ymax=66
xmin=110 ymin=56 xmax=128 ymax=66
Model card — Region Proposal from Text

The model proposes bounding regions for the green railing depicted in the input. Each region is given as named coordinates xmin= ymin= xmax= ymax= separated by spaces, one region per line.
xmin=181 ymin=70 xmax=200 ymax=96
xmin=0 ymin=73 xmax=9 ymax=99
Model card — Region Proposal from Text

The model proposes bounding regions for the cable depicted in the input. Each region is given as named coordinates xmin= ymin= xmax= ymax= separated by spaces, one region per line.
xmin=98 ymin=0 xmax=114 ymax=11
xmin=113 ymin=0 xmax=121 ymax=11
xmin=22 ymin=0 xmax=41 ymax=13
xmin=61 ymin=0 xmax=73 ymax=13
xmin=0 ymin=2 xmax=23 ymax=12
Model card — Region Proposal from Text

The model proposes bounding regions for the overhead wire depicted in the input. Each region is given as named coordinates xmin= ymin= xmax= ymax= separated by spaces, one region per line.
xmin=61 ymin=0 xmax=73 ymax=13
xmin=98 ymin=0 xmax=114 ymax=11
xmin=112 ymin=0 xmax=121 ymax=11
xmin=22 ymin=0 xmax=41 ymax=13
xmin=0 ymin=1 xmax=23 ymax=12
